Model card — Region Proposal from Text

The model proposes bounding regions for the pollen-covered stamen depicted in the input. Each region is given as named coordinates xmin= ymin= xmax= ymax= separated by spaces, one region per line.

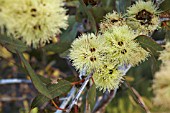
xmin=30 ymin=8 xmax=37 ymax=17
xmin=109 ymin=69 xmax=113 ymax=74
xmin=83 ymin=53 xmax=88 ymax=59
xmin=90 ymin=48 xmax=96 ymax=52
xmin=111 ymin=19 xmax=118 ymax=23
xmin=118 ymin=41 xmax=124 ymax=46
xmin=90 ymin=56 xmax=96 ymax=62
xmin=104 ymin=65 xmax=107 ymax=68
xmin=30 ymin=8 xmax=37 ymax=12
xmin=33 ymin=25 xmax=41 ymax=30
xmin=135 ymin=9 xmax=153 ymax=25
xmin=121 ymin=49 xmax=127 ymax=54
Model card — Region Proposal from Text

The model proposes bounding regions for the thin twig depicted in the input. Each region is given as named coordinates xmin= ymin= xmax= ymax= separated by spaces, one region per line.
xmin=55 ymin=87 xmax=76 ymax=113
xmin=131 ymin=87 xmax=150 ymax=113
xmin=79 ymin=66 xmax=86 ymax=79
xmin=156 ymin=40 xmax=166 ymax=45
xmin=66 ymin=71 xmax=94 ymax=113
xmin=160 ymin=18 xmax=170 ymax=22
xmin=51 ymin=100 xmax=66 ymax=111
xmin=0 ymin=96 xmax=28 ymax=102
xmin=92 ymin=89 xmax=117 ymax=113
xmin=0 ymin=79 xmax=31 ymax=85
xmin=124 ymin=81 xmax=151 ymax=113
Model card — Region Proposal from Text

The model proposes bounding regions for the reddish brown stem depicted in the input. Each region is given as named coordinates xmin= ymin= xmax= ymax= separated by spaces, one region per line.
xmin=162 ymin=21 xmax=170 ymax=30
xmin=51 ymin=100 xmax=66 ymax=111
xmin=71 ymin=79 xmax=85 ymax=85
xmin=74 ymin=105 xmax=79 ymax=113
xmin=91 ymin=77 xmax=95 ymax=84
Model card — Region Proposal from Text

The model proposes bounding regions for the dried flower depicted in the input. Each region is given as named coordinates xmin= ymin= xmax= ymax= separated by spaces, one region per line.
xmin=103 ymin=25 xmax=149 ymax=66
xmin=100 ymin=11 xmax=125 ymax=32
xmin=1 ymin=0 xmax=68 ymax=48
xmin=69 ymin=33 xmax=107 ymax=72
xmin=127 ymin=0 xmax=160 ymax=34
xmin=93 ymin=64 xmax=123 ymax=92
xmin=153 ymin=61 xmax=170 ymax=110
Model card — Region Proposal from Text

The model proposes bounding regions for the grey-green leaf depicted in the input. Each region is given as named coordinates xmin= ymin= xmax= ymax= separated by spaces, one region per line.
xmin=135 ymin=35 xmax=164 ymax=58
xmin=31 ymin=80 xmax=72 ymax=109
xmin=18 ymin=52 xmax=52 ymax=99
xmin=159 ymin=0 xmax=170 ymax=11
xmin=0 ymin=34 xmax=28 ymax=53
xmin=79 ymin=0 xmax=97 ymax=33
xmin=87 ymin=84 xmax=96 ymax=112
xmin=116 ymin=0 xmax=131 ymax=14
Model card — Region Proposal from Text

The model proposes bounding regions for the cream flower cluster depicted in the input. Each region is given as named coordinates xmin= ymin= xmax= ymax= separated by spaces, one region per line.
xmin=70 ymin=26 xmax=149 ymax=92
xmin=100 ymin=11 xmax=125 ymax=32
xmin=153 ymin=42 xmax=170 ymax=110
xmin=100 ymin=0 xmax=160 ymax=35
xmin=153 ymin=61 xmax=170 ymax=110
xmin=69 ymin=0 xmax=155 ymax=92
xmin=70 ymin=34 xmax=108 ymax=72
xmin=0 ymin=0 xmax=68 ymax=48
xmin=126 ymin=0 xmax=160 ymax=34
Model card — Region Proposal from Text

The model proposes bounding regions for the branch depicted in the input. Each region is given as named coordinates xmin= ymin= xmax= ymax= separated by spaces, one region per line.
xmin=0 ymin=79 xmax=31 ymax=85
xmin=0 ymin=96 xmax=28 ymax=102
xmin=92 ymin=89 xmax=117 ymax=113
xmin=55 ymin=87 xmax=76 ymax=113
xmin=66 ymin=71 xmax=94 ymax=113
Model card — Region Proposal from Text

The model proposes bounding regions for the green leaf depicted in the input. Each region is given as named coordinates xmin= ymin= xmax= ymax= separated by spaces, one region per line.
xmin=150 ymin=54 xmax=161 ymax=75
xmin=165 ymin=29 xmax=170 ymax=41
xmin=18 ymin=52 xmax=52 ymax=99
xmin=159 ymin=0 xmax=170 ymax=11
xmin=31 ymin=80 xmax=72 ymax=108
xmin=0 ymin=34 xmax=28 ymax=53
xmin=44 ymin=16 xmax=78 ymax=53
xmin=47 ymin=80 xmax=72 ymax=98
xmin=79 ymin=0 xmax=97 ymax=33
xmin=38 ymin=75 xmax=52 ymax=85
xmin=135 ymin=35 xmax=164 ymax=58
xmin=124 ymin=81 xmax=148 ymax=112
xmin=91 ymin=7 xmax=108 ymax=23
xmin=115 ymin=0 xmax=131 ymax=14
xmin=101 ymin=0 xmax=116 ymax=8
xmin=87 ymin=84 xmax=96 ymax=112
xmin=31 ymin=93 xmax=49 ymax=109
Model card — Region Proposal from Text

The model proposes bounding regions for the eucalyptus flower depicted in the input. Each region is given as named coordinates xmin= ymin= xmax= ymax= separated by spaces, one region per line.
xmin=69 ymin=33 xmax=107 ymax=72
xmin=100 ymin=11 xmax=125 ymax=32
xmin=103 ymin=25 xmax=149 ymax=66
xmin=93 ymin=64 xmax=123 ymax=92
xmin=153 ymin=61 xmax=170 ymax=110
xmin=127 ymin=0 xmax=160 ymax=34
xmin=1 ymin=0 xmax=68 ymax=48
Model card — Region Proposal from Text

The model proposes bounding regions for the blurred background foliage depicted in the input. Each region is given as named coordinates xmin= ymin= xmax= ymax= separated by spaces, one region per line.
xmin=0 ymin=0 xmax=170 ymax=113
